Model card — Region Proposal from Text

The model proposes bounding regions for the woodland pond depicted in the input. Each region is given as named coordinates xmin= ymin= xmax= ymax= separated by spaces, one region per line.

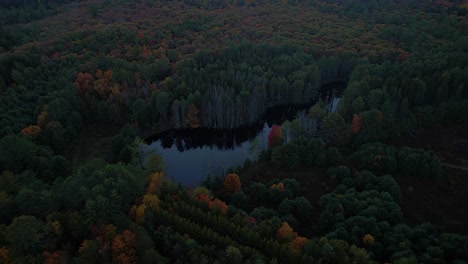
xmin=144 ymin=82 xmax=346 ymax=186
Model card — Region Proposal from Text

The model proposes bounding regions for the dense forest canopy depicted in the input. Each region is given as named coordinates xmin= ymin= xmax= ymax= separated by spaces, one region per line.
xmin=0 ymin=0 xmax=467 ymax=263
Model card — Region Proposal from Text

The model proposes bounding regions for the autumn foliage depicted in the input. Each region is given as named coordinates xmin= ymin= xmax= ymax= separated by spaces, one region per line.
xmin=131 ymin=172 xmax=164 ymax=224
xmin=21 ymin=125 xmax=41 ymax=140
xmin=223 ymin=173 xmax=241 ymax=196
xmin=209 ymin=198 xmax=229 ymax=214
xmin=276 ymin=222 xmax=308 ymax=253
xmin=363 ymin=234 xmax=375 ymax=246
xmin=276 ymin=222 xmax=297 ymax=243
xmin=43 ymin=250 xmax=68 ymax=264
xmin=270 ymin=182 xmax=285 ymax=191
xmin=147 ymin=172 xmax=165 ymax=194
xmin=268 ymin=125 xmax=284 ymax=147
xmin=111 ymin=230 xmax=138 ymax=264
xmin=0 ymin=247 xmax=11 ymax=264
xmin=351 ymin=114 xmax=362 ymax=133
xmin=196 ymin=193 xmax=228 ymax=214
xmin=291 ymin=236 xmax=308 ymax=254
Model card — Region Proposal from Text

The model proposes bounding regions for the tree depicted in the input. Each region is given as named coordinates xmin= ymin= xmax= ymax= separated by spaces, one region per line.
xmin=271 ymin=144 xmax=300 ymax=169
xmin=210 ymin=198 xmax=228 ymax=214
xmin=351 ymin=96 xmax=366 ymax=113
xmin=193 ymin=186 xmax=214 ymax=200
xmin=5 ymin=215 xmax=46 ymax=256
xmin=131 ymin=98 xmax=149 ymax=128
xmin=268 ymin=125 xmax=284 ymax=147
xmin=0 ymin=247 xmax=11 ymax=264
xmin=223 ymin=173 xmax=241 ymax=196
xmin=186 ymin=103 xmax=201 ymax=128
xmin=276 ymin=222 xmax=297 ymax=243
xmin=354 ymin=109 xmax=385 ymax=145
xmin=309 ymin=102 xmax=326 ymax=121
xmin=20 ymin=125 xmax=41 ymax=140
xmin=351 ymin=114 xmax=362 ymax=133
xmin=362 ymin=234 xmax=375 ymax=247
xmin=225 ymin=245 xmax=243 ymax=264
xmin=291 ymin=236 xmax=307 ymax=253
xmin=111 ymin=230 xmax=138 ymax=264
xmin=77 ymin=239 xmax=100 ymax=263
xmin=145 ymin=154 xmax=166 ymax=173
xmin=0 ymin=134 xmax=36 ymax=173
xmin=142 ymin=193 xmax=160 ymax=210
xmin=320 ymin=112 xmax=350 ymax=146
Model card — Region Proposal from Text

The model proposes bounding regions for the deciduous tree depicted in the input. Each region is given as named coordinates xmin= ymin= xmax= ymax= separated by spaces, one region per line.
xmin=111 ymin=230 xmax=138 ymax=264
xmin=268 ymin=125 xmax=284 ymax=147
xmin=223 ymin=173 xmax=241 ymax=196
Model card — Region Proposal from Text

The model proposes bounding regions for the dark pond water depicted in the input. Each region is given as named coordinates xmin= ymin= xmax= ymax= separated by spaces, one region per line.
xmin=143 ymin=82 xmax=346 ymax=187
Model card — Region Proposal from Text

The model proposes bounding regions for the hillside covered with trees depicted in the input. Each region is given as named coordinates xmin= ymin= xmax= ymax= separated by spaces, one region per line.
xmin=0 ymin=0 xmax=467 ymax=263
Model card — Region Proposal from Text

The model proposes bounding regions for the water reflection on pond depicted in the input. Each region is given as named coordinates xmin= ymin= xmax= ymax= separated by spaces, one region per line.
xmin=143 ymin=82 xmax=346 ymax=186
xmin=143 ymin=105 xmax=301 ymax=187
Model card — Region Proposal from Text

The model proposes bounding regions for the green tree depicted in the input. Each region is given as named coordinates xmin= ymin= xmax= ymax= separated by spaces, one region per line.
xmin=145 ymin=154 xmax=166 ymax=173
xmin=0 ymin=134 xmax=36 ymax=173
xmin=5 ymin=215 xmax=46 ymax=256
xmin=225 ymin=245 xmax=243 ymax=264
xmin=320 ymin=112 xmax=350 ymax=146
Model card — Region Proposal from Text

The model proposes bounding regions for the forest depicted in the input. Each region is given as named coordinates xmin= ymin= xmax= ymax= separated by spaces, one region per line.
xmin=0 ymin=0 xmax=467 ymax=263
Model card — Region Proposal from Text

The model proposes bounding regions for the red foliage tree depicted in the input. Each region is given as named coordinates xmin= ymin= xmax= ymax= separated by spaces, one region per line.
xmin=268 ymin=125 xmax=284 ymax=147
xmin=351 ymin=114 xmax=362 ymax=133
xmin=210 ymin=198 xmax=228 ymax=214
xmin=74 ymin=72 xmax=95 ymax=92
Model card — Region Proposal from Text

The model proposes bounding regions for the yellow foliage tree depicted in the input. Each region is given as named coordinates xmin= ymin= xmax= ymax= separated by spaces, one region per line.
xmin=362 ymin=234 xmax=375 ymax=247
xmin=135 ymin=204 xmax=147 ymax=224
xmin=37 ymin=110 xmax=48 ymax=127
xmin=142 ymin=193 xmax=160 ymax=210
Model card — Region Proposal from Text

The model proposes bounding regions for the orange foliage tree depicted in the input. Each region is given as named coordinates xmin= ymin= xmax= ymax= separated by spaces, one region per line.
xmin=43 ymin=250 xmax=68 ymax=264
xmin=276 ymin=222 xmax=308 ymax=254
xmin=147 ymin=172 xmax=165 ymax=194
xmin=0 ymin=247 xmax=11 ymax=264
xmin=223 ymin=173 xmax=241 ymax=196
xmin=291 ymin=236 xmax=308 ymax=254
xmin=270 ymin=182 xmax=285 ymax=191
xmin=111 ymin=230 xmax=138 ymax=264
xmin=20 ymin=125 xmax=41 ymax=140
xmin=276 ymin=222 xmax=297 ymax=243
